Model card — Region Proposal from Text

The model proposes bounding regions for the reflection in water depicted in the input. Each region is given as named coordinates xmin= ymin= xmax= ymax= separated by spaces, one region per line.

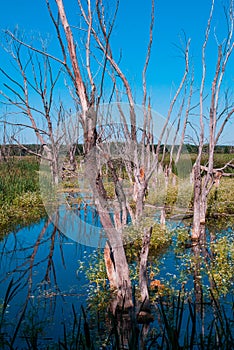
xmin=0 ymin=216 xmax=93 ymax=348
xmin=0 ymin=214 xmax=233 ymax=348
xmin=55 ymin=202 xmax=107 ymax=248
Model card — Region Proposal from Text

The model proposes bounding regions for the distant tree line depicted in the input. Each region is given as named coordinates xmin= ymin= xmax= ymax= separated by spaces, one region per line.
xmin=0 ymin=143 xmax=233 ymax=158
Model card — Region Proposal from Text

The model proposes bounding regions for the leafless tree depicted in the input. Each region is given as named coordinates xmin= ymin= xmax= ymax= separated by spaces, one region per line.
xmin=3 ymin=0 xmax=232 ymax=327
xmin=0 ymin=0 xmax=193 ymax=320
xmin=0 ymin=34 xmax=72 ymax=183
xmin=192 ymin=0 xmax=234 ymax=240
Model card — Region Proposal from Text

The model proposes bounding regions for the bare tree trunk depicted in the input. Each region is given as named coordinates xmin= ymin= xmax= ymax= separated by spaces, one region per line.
xmin=69 ymin=144 xmax=77 ymax=171
xmin=101 ymin=224 xmax=133 ymax=310
xmin=104 ymin=242 xmax=117 ymax=289
xmin=139 ymin=227 xmax=152 ymax=310
xmin=85 ymin=150 xmax=133 ymax=310
xmin=192 ymin=239 xmax=203 ymax=314
xmin=135 ymin=185 xmax=147 ymax=220
xmin=84 ymin=109 xmax=97 ymax=155
xmin=160 ymin=207 xmax=166 ymax=228
xmin=192 ymin=163 xmax=202 ymax=240
xmin=200 ymin=195 xmax=207 ymax=225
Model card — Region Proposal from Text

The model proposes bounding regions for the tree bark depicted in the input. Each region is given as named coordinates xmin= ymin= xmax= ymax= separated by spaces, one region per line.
xmin=139 ymin=227 xmax=152 ymax=310
xmin=85 ymin=151 xmax=133 ymax=310
xmin=192 ymin=163 xmax=202 ymax=240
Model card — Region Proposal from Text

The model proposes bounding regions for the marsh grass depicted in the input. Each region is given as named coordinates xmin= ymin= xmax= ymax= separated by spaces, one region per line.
xmin=186 ymin=153 xmax=234 ymax=171
xmin=207 ymin=178 xmax=234 ymax=218
xmin=0 ymin=157 xmax=40 ymax=204
xmin=123 ymin=220 xmax=172 ymax=262
xmin=0 ymin=158 xmax=46 ymax=233
xmin=147 ymin=173 xmax=234 ymax=220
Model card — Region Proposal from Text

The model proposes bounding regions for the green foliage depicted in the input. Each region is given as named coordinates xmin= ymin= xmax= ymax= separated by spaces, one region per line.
xmin=209 ymin=236 xmax=234 ymax=296
xmin=62 ymin=180 xmax=78 ymax=189
xmin=77 ymin=250 xmax=111 ymax=313
xmin=174 ymin=227 xmax=234 ymax=298
xmin=208 ymin=178 xmax=234 ymax=217
xmin=123 ymin=219 xmax=172 ymax=262
xmin=176 ymin=228 xmax=191 ymax=247
xmin=0 ymin=158 xmax=40 ymax=205
xmin=0 ymin=191 xmax=46 ymax=235
xmin=102 ymin=180 xmax=115 ymax=199
xmin=147 ymin=175 xmax=193 ymax=211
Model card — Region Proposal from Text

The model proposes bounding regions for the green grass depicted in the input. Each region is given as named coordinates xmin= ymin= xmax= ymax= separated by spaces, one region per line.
xmin=171 ymin=152 xmax=234 ymax=170
xmin=0 ymin=157 xmax=40 ymax=204
xmin=208 ymin=177 xmax=234 ymax=217
xmin=0 ymin=157 xmax=46 ymax=234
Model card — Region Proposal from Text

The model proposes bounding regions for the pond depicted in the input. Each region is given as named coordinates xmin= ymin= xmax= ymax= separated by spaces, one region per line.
xmin=0 ymin=210 xmax=234 ymax=349
xmin=0 ymin=217 xmax=94 ymax=348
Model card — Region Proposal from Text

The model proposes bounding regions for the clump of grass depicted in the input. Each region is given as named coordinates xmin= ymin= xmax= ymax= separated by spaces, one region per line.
xmin=0 ymin=192 xmax=46 ymax=234
xmin=176 ymin=228 xmax=191 ymax=247
xmin=0 ymin=158 xmax=46 ymax=233
xmin=102 ymin=180 xmax=115 ymax=199
xmin=77 ymin=250 xmax=112 ymax=315
xmin=147 ymin=175 xmax=193 ymax=212
xmin=208 ymin=236 xmax=234 ymax=296
xmin=0 ymin=158 xmax=40 ymax=205
xmin=208 ymin=177 xmax=234 ymax=217
xmin=123 ymin=219 xmax=172 ymax=262
xmin=174 ymin=225 xmax=234 ymax=299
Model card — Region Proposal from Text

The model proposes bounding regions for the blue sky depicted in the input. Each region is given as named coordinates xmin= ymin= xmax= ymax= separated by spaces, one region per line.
xmin=0 ymin=0 xmax=233 ymax=144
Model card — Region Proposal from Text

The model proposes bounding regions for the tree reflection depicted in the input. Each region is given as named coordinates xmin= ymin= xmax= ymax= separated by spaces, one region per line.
xmin=0 ymin=213 xmax=91 ymax=347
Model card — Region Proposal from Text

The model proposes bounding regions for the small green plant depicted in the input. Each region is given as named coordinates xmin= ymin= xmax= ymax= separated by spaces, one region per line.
xmin=176 ymin=228 xmax=191 ymax=247
xmin=207 ymin=177 xmax=234 ymax=218
xmin=77 ymin=250 xmax=111 ymax=313
xmin=103 ymin=181 xmax=115 ymax=199
xmin=209 ymin=236 xmax=234 ymax=296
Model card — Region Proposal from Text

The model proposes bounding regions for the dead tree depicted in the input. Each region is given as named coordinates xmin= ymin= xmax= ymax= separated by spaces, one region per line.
xmin=192 ymin=0 xmax=234 ymax=240
xmin=52 ymin=0 xmax=135 ymax=310
xmin=0 ymin=38 xmax=66 ymax=184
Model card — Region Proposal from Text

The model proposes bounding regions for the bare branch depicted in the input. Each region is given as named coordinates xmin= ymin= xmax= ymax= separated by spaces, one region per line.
xmin=215 ymin=106 xmax=234 ymax=144
xmin=55 ymin=0 xmax=89 ymax=113
xmin=4 ymin=30 xmax=65 ymax=66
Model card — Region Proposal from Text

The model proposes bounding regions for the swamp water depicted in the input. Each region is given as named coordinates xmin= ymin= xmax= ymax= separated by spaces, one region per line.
xmin=0 ymin=209 xmax=234 ymax=349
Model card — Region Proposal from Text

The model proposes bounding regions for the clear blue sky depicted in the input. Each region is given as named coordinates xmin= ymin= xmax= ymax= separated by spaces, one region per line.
xmin=0 ymin=0 xmax=233 ymax=144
